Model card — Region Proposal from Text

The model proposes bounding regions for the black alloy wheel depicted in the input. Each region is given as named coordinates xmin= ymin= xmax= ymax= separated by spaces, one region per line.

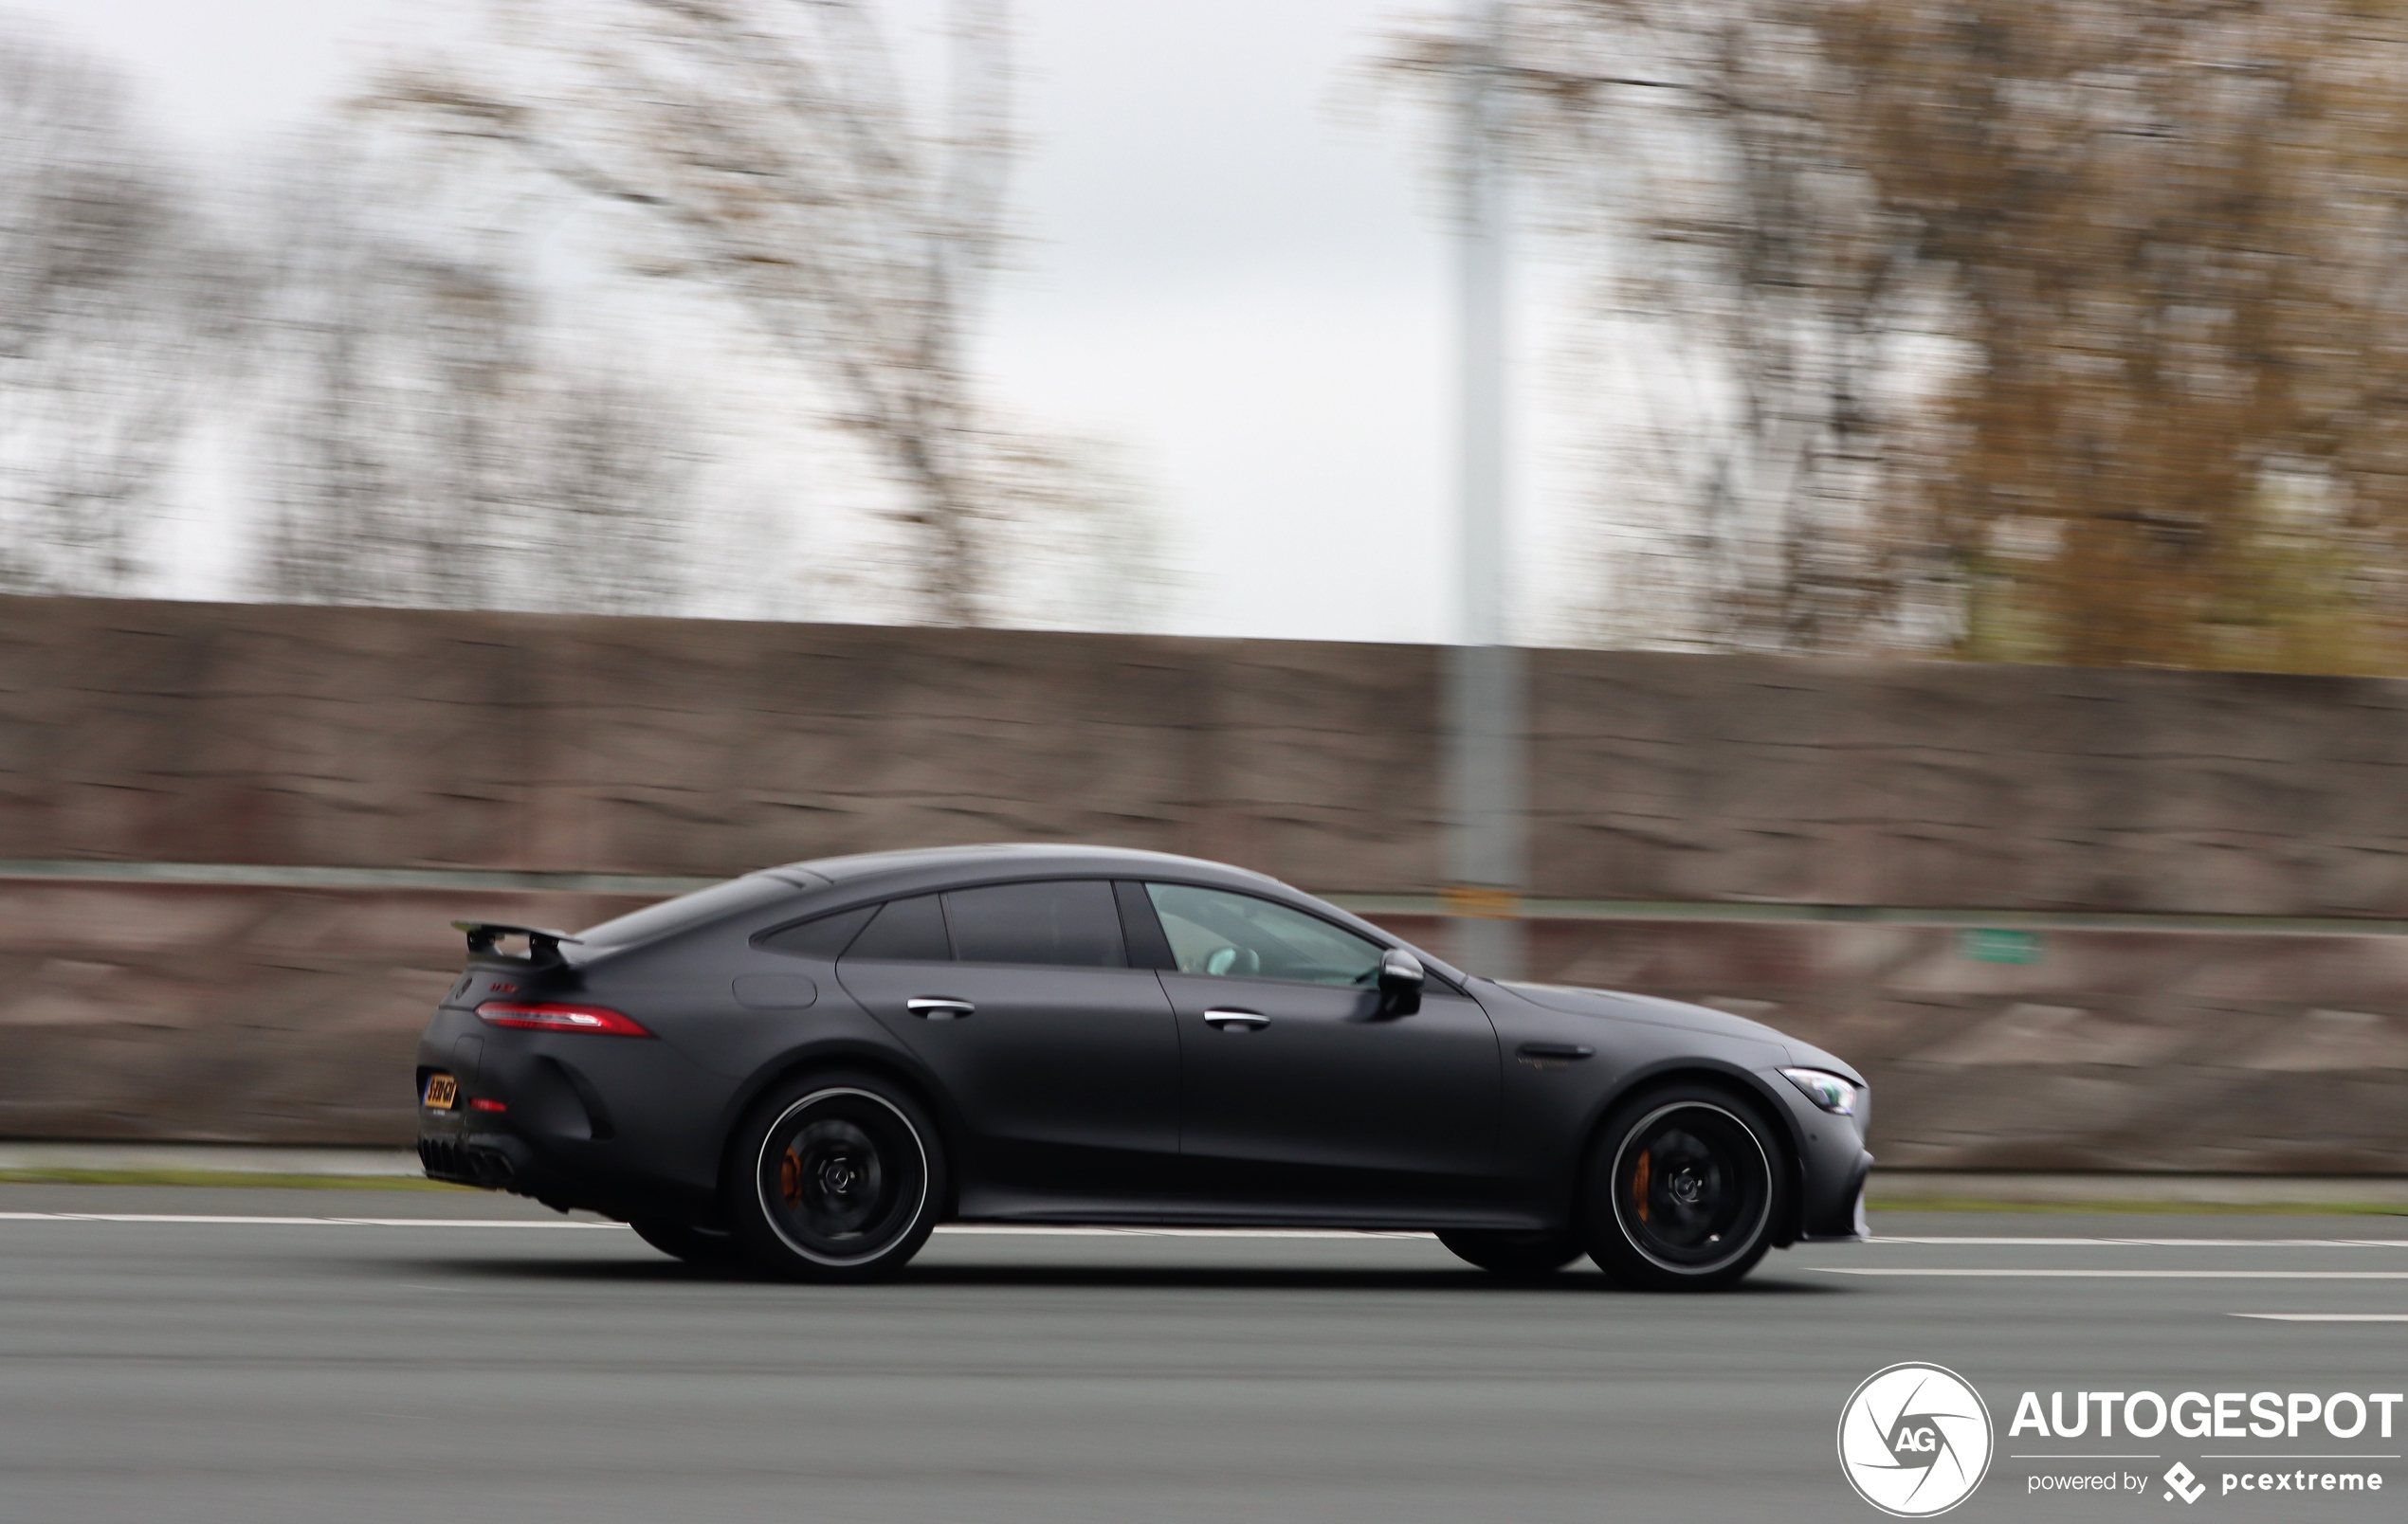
xmin=1438 ymin=1228 xmax=1584 ymax=1276
xmin=629 ymin=1218 xmax=743 ymax=1270
xmin=730 ymin=1073 xmax=945 ymax=1281
xmin=1583 ymin=1082 xmax=1784 ymax=1291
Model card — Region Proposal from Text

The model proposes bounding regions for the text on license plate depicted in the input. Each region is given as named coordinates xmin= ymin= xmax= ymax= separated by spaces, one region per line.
xmin=423 ymin=1074 xmax=458 ymax=1109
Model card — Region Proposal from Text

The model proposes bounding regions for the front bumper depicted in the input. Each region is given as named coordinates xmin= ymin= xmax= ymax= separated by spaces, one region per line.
xmin=1776 ymin=1077 xmax=1874 ymax=1242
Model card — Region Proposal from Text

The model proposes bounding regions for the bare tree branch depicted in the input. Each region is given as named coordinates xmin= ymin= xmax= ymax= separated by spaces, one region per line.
xmin=375 ymin=0 xmax=1022 ymax=624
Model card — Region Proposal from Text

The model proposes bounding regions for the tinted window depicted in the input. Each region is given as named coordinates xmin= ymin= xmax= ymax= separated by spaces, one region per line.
xmin=576 ymin=875 xmax=799 ymax=949
xmin=757 ymin=905 xmax=877 ymax=960
xmin=944 ymin=880 xmax=1125 ymax=968
xmin=1145 ymin=883 xmax=1383 ymax=987
xmin=842 ymin=894 xmax=952 ymax=961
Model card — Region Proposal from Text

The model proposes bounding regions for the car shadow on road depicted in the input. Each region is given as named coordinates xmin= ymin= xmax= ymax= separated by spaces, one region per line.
xmin=410 ymin=1256 xmax=1849 ymax=1295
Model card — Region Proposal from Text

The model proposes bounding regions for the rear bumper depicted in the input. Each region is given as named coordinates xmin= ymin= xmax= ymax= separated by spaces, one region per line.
xmin=415 ymin=1006 xmax=721 ymax=1223
xmin=416 ymin=1099 xmax=689 ymax=1219
xmin=417 ymin=1129 xmax=530 ymax=1191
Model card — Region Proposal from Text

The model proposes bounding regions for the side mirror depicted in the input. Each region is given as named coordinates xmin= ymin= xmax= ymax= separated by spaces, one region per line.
xmin=1376 ymin=948 xmax=1425 ymax=1017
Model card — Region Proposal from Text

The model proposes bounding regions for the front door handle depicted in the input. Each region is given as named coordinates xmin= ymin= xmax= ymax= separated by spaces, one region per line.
xmin=1517 ymin=1042 xmax=1595 ymax=1061
xmin=906 ymin=997 xmax=976 ymax=1021
xmin=1203 ymin=1009 xmax=1269 ymax=1032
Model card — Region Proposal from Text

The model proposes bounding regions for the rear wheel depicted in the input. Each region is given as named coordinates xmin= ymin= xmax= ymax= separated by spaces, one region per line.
xmin=629 ymin=1219 xmax=742 ymax=1269
xmin=1583 ymin=1082 xmax=1785 ymax=1291
xmin=1438 ymin=1228 xmax=1582 ymax=1276
xmin=729 ymin=1073 xmax=945 ymax=1281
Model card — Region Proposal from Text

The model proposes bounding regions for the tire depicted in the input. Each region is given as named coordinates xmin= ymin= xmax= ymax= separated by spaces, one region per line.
xmin=1582 ymin=1081 xmax=1787 ymax=1291
xmin=728 ymin=1072 xmax=946 ymax=1282
xmin=629 ymin=1218 xmax=743 ymax=1269
xmin=1438 ymin=1228 xmax=1583 ymax=1276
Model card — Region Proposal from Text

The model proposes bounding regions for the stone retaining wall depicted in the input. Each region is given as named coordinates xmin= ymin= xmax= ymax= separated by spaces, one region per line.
xmin=8 ymin=595 xmax=2408 ymax=1165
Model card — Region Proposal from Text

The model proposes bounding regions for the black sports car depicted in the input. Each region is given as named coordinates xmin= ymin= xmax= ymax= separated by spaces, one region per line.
xmin=417 ymin=844 xmax=1870 ymax=1288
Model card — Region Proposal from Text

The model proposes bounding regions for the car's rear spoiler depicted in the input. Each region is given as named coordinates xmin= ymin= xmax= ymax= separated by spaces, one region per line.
xmin=451 ymin=921 xmax=584 ymax=961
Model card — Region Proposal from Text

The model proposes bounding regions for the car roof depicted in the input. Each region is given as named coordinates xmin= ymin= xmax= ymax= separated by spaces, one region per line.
xmin=765 ymin=843 xmax=1290 ymax=894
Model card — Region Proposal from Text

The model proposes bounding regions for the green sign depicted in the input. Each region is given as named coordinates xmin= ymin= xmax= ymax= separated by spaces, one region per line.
xmin=1962 ymin=928 xmax=2044 ymax=964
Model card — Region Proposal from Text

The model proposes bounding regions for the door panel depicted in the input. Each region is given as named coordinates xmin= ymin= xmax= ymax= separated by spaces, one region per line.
xmin=1163 ymin=972 xmax=1503 ymax=1202
xmin=838 ymin=959 xmax=1179 ymax=1192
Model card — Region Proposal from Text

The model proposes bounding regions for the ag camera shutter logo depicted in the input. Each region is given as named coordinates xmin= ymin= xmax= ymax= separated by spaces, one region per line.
xmin=1838 ymin=1363 xmax=1995 ymax=1516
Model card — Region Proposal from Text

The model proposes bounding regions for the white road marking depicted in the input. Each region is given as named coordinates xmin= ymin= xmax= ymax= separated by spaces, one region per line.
xmin=4 ymin=1216 xmax=2402 ymax=1254
xmin=935 ymin=1225 xmax=1431 ymax=1240
xmin=0 ymin=1211 xmax=627 ymax=1229
xmin=0 ymin=1212 xmax=1427 ymax=1239
xmin=1823 ymin=1268 xmax=2408 ymax=1279
xmin=2233 ymin=1313 xmax=2408 ymax=1322
xmin=1875 ymin=1237 xmax=2408 ymax=1248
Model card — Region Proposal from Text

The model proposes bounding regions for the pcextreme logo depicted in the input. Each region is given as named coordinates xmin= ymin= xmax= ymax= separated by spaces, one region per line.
xmin=1838 ymin=1363 xmax=1997 ymax=1517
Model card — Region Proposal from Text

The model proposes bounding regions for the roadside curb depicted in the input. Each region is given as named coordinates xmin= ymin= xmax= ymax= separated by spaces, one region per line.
xmin=0 ymin=1143 xmax=424 ymax=1185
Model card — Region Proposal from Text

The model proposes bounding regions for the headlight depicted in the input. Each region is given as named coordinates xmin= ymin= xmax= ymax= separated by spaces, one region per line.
xmin=1780 ymin=1067 xmax=1859 ymax=1116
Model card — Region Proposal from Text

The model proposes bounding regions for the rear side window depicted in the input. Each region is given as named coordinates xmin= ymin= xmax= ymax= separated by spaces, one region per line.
xmin=842 ymin=894 xmax=951 ymax=962
xmin=943 ymin=880 xmax=1125 ymax=969
xmin=757 ymin=905 xmax=877 ymax=960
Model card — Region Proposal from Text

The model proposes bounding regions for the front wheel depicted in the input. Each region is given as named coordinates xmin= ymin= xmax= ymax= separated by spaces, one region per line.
xmin=1439 ymin=1228 xmax=1583 ymax=1276
xmin=728 ymin=1073 xmax=946 ymax=1281
xmin=1582 ymin=1083 xmax=1786 ymax=1291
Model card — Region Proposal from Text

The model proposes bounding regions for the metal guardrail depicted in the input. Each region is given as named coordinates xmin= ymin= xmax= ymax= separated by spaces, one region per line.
xmin=0 ymin=858 xmax=2402 ymax=937
xmin=1326 ymin=894 xmax=2408 ymax=938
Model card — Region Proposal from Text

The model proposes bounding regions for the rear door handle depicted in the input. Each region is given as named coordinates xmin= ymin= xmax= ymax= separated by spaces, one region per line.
xmin=1204 ymin=1009 xmax=1269 ymax=1032
xmin=906 ymin=997 xmax=976 ymax=1021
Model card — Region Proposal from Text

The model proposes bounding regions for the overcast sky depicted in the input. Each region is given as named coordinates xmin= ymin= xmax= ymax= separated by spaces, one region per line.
xmin=12 ymin=0 xmax=1569 ymax=644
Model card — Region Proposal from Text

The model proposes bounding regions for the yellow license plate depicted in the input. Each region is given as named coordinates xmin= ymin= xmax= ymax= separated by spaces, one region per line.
xmin=423 ymin=1074 xmax=458 ymax=1110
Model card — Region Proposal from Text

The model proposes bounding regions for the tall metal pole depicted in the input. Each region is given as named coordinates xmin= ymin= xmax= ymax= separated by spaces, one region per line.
xmin=1444 ymin=0 xmax=1526 ymax=980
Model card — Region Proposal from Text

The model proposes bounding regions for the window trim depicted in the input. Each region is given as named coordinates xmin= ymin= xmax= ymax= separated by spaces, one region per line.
xmin=1114 ymin=880 xmax=1178 ymax=971
xmin=751 ymin=873 xmax=1460 ymax=993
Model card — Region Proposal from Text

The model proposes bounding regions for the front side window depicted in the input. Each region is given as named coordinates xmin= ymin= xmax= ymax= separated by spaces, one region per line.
xmin=1144 ymin=883 xmax=1383 ymax=988
xmin=944 ymin=880 xmax=1125 ymax=968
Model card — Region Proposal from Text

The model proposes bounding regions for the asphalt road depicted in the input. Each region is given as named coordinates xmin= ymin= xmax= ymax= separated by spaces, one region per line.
xmin=5 ymin=1185 xmax=2408 ymax=1523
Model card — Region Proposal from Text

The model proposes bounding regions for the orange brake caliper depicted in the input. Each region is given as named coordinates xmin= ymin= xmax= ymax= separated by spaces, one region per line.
xmin=1633 ymin=1150 xmax=1651 ymax=1224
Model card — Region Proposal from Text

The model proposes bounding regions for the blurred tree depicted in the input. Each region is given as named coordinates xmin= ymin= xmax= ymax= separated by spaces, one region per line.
xmin=1412 ymin=0 xmax=2408 ymax=671
xmin=978 ymin=429 xmax=1177 ymax=631
xmin=0 ymin=27 xmax=228 ymax=595
xmin=1822 ymin=0 xmax=2408 ymax=673
xmin=1398 ymin=0 xmax=1927 ymax=655
xmin=381 ymin=0 xmax=1029 ymax=626
xmin=248 ymin=136 xmax=698 ymax=615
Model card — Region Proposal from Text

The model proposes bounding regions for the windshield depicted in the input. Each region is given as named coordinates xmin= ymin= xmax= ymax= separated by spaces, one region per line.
xmin=576 ymin=875 xmax=799 ymax=949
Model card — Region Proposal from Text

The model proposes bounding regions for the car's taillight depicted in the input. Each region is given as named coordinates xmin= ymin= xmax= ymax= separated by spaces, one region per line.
xmin=475 ymin=1001 xmax=654 ymax=1037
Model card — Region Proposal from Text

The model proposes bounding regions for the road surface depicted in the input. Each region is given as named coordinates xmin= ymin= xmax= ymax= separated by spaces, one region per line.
xmin=2 ymin=1183 xmax=2404 ymax=1522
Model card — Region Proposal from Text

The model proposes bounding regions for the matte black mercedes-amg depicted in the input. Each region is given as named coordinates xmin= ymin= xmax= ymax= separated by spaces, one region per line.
xmin=417 ymin=845 xmax=1870 ymax=1288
